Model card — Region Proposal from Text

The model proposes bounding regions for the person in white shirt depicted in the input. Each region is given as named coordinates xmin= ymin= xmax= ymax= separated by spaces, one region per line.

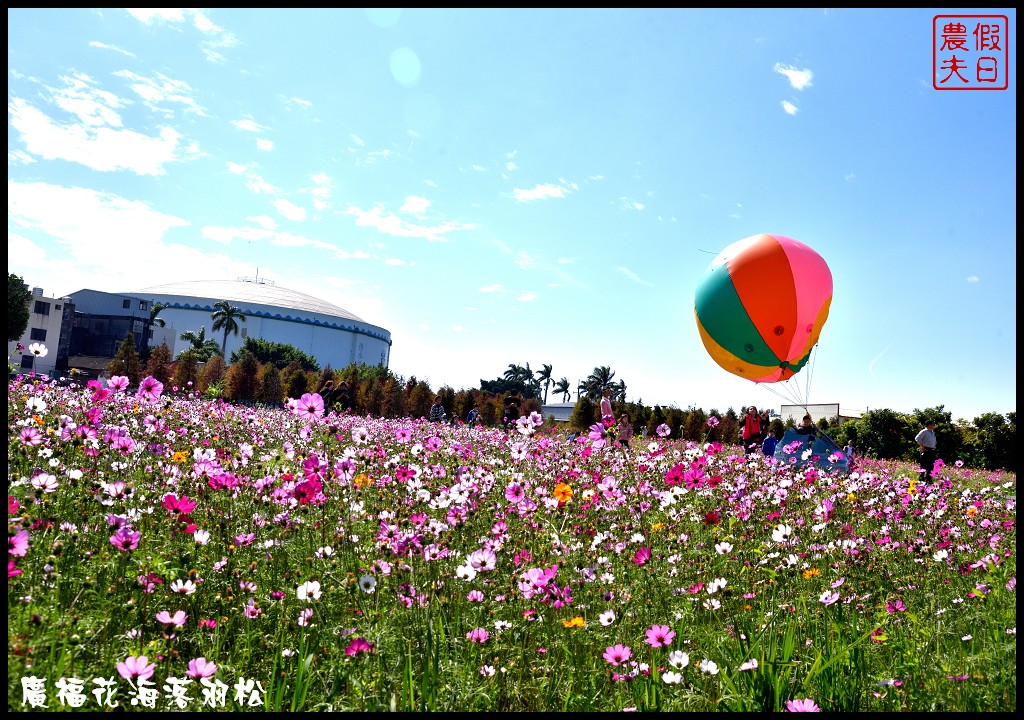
xmin=915 ymin=420 xmax=938 ymax=479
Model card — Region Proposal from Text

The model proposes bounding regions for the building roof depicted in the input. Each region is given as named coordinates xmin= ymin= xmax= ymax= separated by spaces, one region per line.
xmin=130 ymin=279 xmax=366 ymax=322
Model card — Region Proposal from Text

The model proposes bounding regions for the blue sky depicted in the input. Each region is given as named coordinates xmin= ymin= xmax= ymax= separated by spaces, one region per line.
xmin=8 ymin=8 xmax=1017 ymax=422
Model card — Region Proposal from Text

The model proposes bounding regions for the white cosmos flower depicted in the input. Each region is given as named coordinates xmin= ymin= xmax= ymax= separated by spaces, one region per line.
xmin=359 ymin=575 xmax=377 ymax=593
xmin=668 ymin=651 xmax=689 ymax=669
xmin=714 ymin=542 xmax=733 ymax=555
xmin=26 ymin=397 xmax=47 ymax=413
xmin=662 ymin=671 xmax=683 ymax=685
xmin=772 ymin=523 xmax=793 ymax=543
xmin=296 ymin=580 xmax=322 ymax=601
xmin=28 ymin=342 xmax=48 ymax=357
xmin=699 ymin=659 xmax=719 ymax=675
xmin=599 ymin=609 xmax=616 ymax=626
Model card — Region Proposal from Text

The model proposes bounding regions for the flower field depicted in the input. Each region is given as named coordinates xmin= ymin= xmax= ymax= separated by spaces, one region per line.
xmin=7 ymin=375 xmax=1017 ymax=711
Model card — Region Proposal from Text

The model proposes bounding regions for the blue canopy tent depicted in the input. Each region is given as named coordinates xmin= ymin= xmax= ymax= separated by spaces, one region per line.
xmin=772 ymin=428 xmax=850 ymax=472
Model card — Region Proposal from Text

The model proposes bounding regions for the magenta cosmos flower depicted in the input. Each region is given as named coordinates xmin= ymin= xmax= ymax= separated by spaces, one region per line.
xmin=9 ymin=529 xmax=29 ymax=557
xmin=345 ymin=637 xmax=375 ymax=656
xmin=645 ymin=624 xmax=676 ymax=648
xmin=136 ymin=376 xmax=164 ymax=402
xmin=110 ymin=527 xmax=141 ymax=552
xmin=603 ymin=644 xmax=633 ymax=666
xmin=786 ymin=698 xmax=821 ymax=712
xmin=291 ymin=392 xmax=325 ymax=420
xmin=186 ymin=657 xmax=217 ymax=679
xmin=117 ymin=655 xmax=156 ymax=681
xmin=162 ymin=493 xmax=197 ymax=515
xmin=466 ymin=628 xmax=490 ymax=644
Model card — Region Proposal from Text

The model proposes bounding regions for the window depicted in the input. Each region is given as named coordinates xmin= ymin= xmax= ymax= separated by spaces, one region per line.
xmin=122 ymin=299 xmax=131 ymax=309
xmin=21 ymin=355 xmax=34 ymax=369
xmin=33 ymin=301 xmax=50 ymax=316
xmin=54 ymin=304 xmax=61 ymax=310
xmin=30 ymin=328 xmax=47 ymax=342
xmin=139 ymin=301 xmax=148 ymax=311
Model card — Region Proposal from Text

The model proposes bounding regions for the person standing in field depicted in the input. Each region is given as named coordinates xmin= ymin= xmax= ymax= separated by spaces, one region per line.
xmin=761 ymin=429 xmax=778 ymax=457
xmin=915 ymin=420 xmax=938 ymax=479
xmin=429 ymin=396 xmax=446 ymax=424
xmin=740 ymin=405 xmax=763 ymax=454
xmin=600 ymin=387 xmax=614 ymax=423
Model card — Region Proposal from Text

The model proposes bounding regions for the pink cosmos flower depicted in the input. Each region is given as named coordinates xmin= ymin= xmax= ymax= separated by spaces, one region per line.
xmin=706 ymin=416 xmax=720 ymax=428
xmin=8 ymin=497 xmax=19 ymax=515
xmin=19 ymin=427 xmax=43 ymax=446
xmin=107 ymin=375 xmax=130 ymax=391
xmin=656 ymin=423 xmax=671 ymax=438
xmin=603 ymin=644 xmax=633 ymax=666
xmin=9 ymin=529 xmax=29 ymax=557
xmin=156 ymin=610 xmax=188 ymax=627
xmin=466 ymin=628 xmax=490 ymax=644
xmin=117 ymin=655 xmax=156 ymax=681
xmin=291 ymin=392 xmax=325 ymax=421
xmin=110 ymin=526 xmax=141 ymax=551
xmin=298 ymin=607 xmax=314 ymax=626
xmin=886 ymin=599 xmax=906 ymax=614
xmin=345 ymin=637 xmax=375 ymax=656
xmin=8 ymin=560 xmax=22 ymax=578
xmin=186 ymin=657 xmax=217 ymax=679
xmin=785 ymin=698 xmax=821 ymax=712
xmin=136 ymin=376 xmax=164 ymax=402
xmin=645 ymin=624 xmax=676 ymax=648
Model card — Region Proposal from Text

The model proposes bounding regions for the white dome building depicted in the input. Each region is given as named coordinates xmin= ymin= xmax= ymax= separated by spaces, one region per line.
xmin=132 ymin=278 xmax=391 ymax=370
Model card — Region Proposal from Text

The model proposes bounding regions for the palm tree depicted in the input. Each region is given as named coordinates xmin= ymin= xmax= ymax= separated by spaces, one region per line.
xmin=211 ymin=300 xmax=246 ymax=355
xmin=553 ymin=377 xmax=571 ymax=403
xmin=583 ymin=366 xmax=617 ymax=400
xmin=149 ymin=302 xmax=168 ymax=328
xmin=179 ymin=327 xmax=222 ymax=363
xmin=535 ymin=363 xmax=553 ymax=404
xmin=613 ymin=379 xmax=627 ymax=403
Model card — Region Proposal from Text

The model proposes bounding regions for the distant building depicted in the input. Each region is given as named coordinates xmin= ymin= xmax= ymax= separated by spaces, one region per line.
xmin=540 ymin=402 xmax=576 ymax=422
xmin=7 ymin=287 xmax=71 ymax=377
xmin=132 ymin=278 xmax=391 ymax=370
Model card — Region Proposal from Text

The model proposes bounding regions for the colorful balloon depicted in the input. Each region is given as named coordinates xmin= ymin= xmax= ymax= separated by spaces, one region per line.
xmin=694 ymin=233 xmax=833 ymax=384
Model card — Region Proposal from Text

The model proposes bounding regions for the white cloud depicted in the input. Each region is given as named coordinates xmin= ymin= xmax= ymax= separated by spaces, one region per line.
xmin=517 ymin=291 xmax=537 ymax=302
xmin=89 ymin=41 xmax=136 ymax=57
xmin=781 ymin=101 xmax=799 ymax=115
xmin=344 ymin=204 xmax=475 ymax=242
xmin=273 ymin=198 xmax=306 ymax=222
xmin=557 ymin=257 xmax=574 ymax=265
xmin=451 ymin=325 xmax=465 ymax=332
xmin=513 ymin=183 xmax=571 ymax=202
xmin=400 ymin=196 xmax=431 ymax=214
xmin=966 ymin=275 xmax=979 ymax=283
xmin=256 ymin=138 xmax=274 ymax=152
xmin=774 ymin=63 xmax=814 ymax=90
xmin=617 ymin=266 xmax=654 ymax=287
xmin=233 ymin=118 xmax=267 ymax=133
xmin=385 ymin=258 xmax=407 ymax=266
xmin=479 ymin=284 xmax=502 ymax=293
xmin=9 ymin=96 xmax=184 ymax=176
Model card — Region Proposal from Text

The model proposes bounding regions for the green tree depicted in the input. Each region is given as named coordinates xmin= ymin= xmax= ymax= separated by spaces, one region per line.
xmin=171 ymin=351 xmax=200 ymax=392
xmin=144 ymin=342 xmax=173 ymax=385
xmin=225 ymin=351 xmax=260 ymax=403
xmin=8 ymin=273 xmax=32 ymax=342
xmin=107 ymin=332 xmax=142 ymax=388
xmin=258 ymin=363 xmax=284 ymax=406
xmin=966 ymin=412 xmax=1016 ymax=471
xmin=211 ymin=300 xmax=246 ymax=355
xmin=198 ymin=354 xmax=226 ymax=394
xmin=569 ymin=395 xmax=597 ymax=431
xmin=536 ymin=364 xmax=554 ymax=404
xmin=149 ymin=302 xmax=168 ymax=328
xmin=179 ymin=327 xmax=222 ymax=363
xmin=406 ymin=380 xmax=434 ymax=420
xmin=854 ymin=409 xmax=914 ymax=460
xmin=230 ymin=337 xmax=320 ymax=372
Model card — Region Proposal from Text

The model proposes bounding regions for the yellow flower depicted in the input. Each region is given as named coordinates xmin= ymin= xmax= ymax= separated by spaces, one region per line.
xmin=966 ymin=506 xmax=977 ymax=517
xmin=562 ymin=616 xmax=585 ymax=628
xmin=172 ymin=451 xmax=189 ymax=463
xmin=354 ymin=473 xmax=373 ymax=488
xmin=553 ymin=483 xmax=573 ymax=503
xmin=651 ymin=522 xmax=665 ymax=532
xmin=802 ymin=568 xmax=820 ymax=579
xmin=847 ymin=493 xmax=857 ymax=502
